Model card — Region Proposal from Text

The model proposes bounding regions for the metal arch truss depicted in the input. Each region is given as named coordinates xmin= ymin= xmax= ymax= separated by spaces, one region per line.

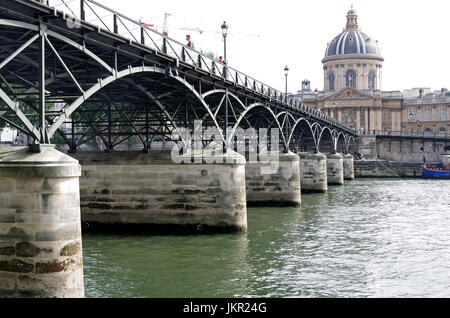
xmin=0 ymin=3 xmax=356 ymax=154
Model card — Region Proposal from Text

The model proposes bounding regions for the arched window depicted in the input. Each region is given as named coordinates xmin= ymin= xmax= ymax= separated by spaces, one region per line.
xmin=346 ymin=70 xmax=357 ymax=88
xmin=329 ymin=72 xmax=335 ymax=91
xmin=368 ymin=71 xmax=375 ymax=90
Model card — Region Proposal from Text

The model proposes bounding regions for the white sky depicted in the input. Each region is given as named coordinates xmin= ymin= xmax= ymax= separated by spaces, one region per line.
xmin=82 ymin=0 xmax=450 ymax=93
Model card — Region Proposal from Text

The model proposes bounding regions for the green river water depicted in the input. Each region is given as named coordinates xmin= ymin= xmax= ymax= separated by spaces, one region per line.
xmin=82 ymin=178 xmax=450 ymax=298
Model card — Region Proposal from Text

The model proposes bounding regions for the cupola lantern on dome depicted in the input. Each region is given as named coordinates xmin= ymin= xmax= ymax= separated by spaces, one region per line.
xmin=346 ymin=5 xmax=359 ymax=30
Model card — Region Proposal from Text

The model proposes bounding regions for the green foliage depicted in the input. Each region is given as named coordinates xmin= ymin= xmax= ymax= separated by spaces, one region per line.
xmin=200 ymin=50 xmax=217 ymax=60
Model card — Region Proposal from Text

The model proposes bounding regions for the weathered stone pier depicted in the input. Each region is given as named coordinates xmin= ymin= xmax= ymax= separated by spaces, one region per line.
xmin=72 ymin=150 xmax=247 ymax=234
xmin=246 ymin=152 xmax=301 ymax=207
xmin=0 ymin=146 xmax=84 ymax=298
xmin=343 ymin=154 xmax=355 ymax=180
xmin=299 ymin=152 xmax=328 ymax=193
xmin=326 ymin=153 xmax=345 ymax=185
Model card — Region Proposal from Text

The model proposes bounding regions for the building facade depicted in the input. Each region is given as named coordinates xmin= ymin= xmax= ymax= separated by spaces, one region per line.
xmin=292 ymin=7 xmax=449 ymax=137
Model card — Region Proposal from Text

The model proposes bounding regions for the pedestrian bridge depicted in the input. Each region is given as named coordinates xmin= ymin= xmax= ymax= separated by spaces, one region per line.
xmin=0 ymin=0 xmax=356 ymax=154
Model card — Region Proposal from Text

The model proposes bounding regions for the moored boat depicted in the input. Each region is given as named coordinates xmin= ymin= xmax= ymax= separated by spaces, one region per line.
xmin=422 ymin=163 xmax=450 ymax=179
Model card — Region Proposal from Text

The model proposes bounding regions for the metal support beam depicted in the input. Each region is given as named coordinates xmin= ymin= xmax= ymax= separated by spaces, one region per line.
xmin=223 ymin=87 xmax=229 ymax=152
xmin=80 ymin=0 xmax=86 ymax=21
xmin=39 ymin=25 xmax=47 ymax=143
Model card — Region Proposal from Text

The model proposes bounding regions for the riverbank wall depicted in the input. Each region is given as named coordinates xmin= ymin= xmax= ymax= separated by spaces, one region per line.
xmin=354 ymin=160 xmax=431 ymax=178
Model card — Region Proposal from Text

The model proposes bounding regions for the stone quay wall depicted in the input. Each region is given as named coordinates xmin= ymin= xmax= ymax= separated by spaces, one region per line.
xmin=358 ymin=135 xmax=450 ymax=163
xmin=376 ymin=137 xmax=450 ymax=163
xmin=245 ymin=152 xmax=301 ymax=207
xmin=354 ymin=160 xmax=425 ymax=178
xmin=70 ymin=151 xmax=247 ymax=233
xmin=0 ymin=146 xmax=84 ymax=298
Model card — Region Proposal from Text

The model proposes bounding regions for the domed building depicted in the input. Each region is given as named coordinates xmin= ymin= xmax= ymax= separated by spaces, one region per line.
xmin=294 ymin=6 xmax=449 ymax=136
xmin=322 ymin=7 xmax=383 ymax=92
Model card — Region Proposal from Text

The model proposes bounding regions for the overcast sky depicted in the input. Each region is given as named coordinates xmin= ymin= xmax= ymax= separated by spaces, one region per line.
xmin=72 ymin=0 xmax=450 ymax=93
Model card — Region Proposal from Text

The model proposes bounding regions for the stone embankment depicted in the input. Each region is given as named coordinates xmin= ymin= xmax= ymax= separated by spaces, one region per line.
xmin=354 ymin=160 xmax=426 ymax=178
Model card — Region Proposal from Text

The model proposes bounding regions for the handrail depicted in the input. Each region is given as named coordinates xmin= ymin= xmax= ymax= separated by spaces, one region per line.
xmin=38 ymin=0 xmax=355 ymax=134
xmin=358 ymin=130 xmax=449 ymax=139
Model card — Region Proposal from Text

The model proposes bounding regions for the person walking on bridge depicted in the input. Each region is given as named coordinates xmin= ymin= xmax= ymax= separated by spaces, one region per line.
xmin=186 ymin=35 xmax=195 ymax=49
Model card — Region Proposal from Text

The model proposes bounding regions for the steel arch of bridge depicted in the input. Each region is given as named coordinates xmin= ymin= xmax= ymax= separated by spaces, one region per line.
xmin=0 ymin=0 xmax=356 ymax=153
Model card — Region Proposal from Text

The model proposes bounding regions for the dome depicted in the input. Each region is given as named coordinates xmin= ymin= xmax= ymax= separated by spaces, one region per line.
xmin=322 ymin=7 xmax=383 ymax=62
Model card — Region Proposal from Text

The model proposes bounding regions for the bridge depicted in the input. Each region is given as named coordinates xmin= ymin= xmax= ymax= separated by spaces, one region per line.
xmin=0 ymin=0 xmax=355 ymax=153
xmin=0 ymin=0 xmax=358 ymax=298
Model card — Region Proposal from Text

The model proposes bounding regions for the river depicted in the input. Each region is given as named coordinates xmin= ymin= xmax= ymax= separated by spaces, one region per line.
xmin=82 ymin=178 xmax=450 ymax=298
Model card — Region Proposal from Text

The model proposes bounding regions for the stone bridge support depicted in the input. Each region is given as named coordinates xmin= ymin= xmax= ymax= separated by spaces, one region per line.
xmin=326 ymin=153 xmax=344 ymax=185
xmin=246 ymin=152 xmax=301 ymax=207
xmin=299 ymin=152 xmax=328 ymax=193
xmin=343 ymin=154 xmax=355 ymax=180
xmin=0 ymin=146 xmax=84 ymax=298
xmin=72 ymin=150 xmax=247 ymax=234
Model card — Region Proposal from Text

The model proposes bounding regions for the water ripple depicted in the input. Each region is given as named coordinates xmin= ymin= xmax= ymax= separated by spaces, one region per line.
xmin=83 ymin=179 xmax=450 ymax=298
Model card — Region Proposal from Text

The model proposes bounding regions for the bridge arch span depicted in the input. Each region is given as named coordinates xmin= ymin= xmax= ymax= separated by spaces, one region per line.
xmin=227 ymin=102 xmax=285 ymax=149
xmin=318 ymin=126 xmax=336 ymax=153
xmin=287 ymin=118 xmax=319 ymax=153
xmin=45 ymin=66 xmax=225 ymax=145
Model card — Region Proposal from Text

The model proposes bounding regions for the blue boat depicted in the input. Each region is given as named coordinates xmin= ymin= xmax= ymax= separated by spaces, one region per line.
xmin=422 ymin=163 xmax=450 ymax=179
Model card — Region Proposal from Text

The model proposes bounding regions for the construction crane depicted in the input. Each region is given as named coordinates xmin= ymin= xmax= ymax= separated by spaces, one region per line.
xmin=139 ymin=13 xmax=260 ymax=38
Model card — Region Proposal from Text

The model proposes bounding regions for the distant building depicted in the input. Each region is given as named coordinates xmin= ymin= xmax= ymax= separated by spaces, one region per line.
xmin=0 ymin=126 xmax=17 ymax=143
xmin=291 ymin=7 xmax=449 ymax=136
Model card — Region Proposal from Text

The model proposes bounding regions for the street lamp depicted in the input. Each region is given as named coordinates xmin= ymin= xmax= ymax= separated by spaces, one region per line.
xmin=314 ymin=89 xmax=319 ymax=109
xmin=221 ymin=21 xmax=228 ymax=78
xmin=284 ymin=66 xmax=289 ymax=102
xmin=221 ymin=21 xmax=228 ymax=60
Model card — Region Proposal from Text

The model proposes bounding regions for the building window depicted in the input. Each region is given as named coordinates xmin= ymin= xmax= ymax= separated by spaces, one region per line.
xmin=329 ymin=72 xmax=335 ymax=91
xmin=383 ymin=109 xmax=389 ymax=119
xmin=424 ymin=107 xmax=432 ymax=121
xmin=346 ymin=70 xmax=357 ymax=88
xmin=438 ymin=106 xmax=446 ymax=121
xmin=368 ymin=71 xmax=375 ymax=90
xmin=438 ymin=127 xmax=447 ymax=136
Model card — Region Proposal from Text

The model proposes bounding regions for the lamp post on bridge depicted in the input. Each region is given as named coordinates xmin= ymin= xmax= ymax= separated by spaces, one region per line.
xmin=284 ymin=66 xmax=289 ymax=103
xmin=221 ymin=21 xmax=229 ymax=152
xmin=314 ymin=88 xmax=319 ymax=109
xmin=221 ymin=21 xmax=228 ymax=78
xmin=283 ymin=66 xmax=290 ymax=153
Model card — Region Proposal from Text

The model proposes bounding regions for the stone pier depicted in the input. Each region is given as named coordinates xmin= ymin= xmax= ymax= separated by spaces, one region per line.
xmin=71 ymin=150 xmax=247 ymax=234
xmin=0 ymin=146 xmax=84 ymax=298
xmin=326 ymin=153 xmax=344 ymax=185
xmin=299 ymin=152 xmax=328 ymax=193
xmin=246 ymin=151 xmax=301 ymax=207
xmin=343 ymin=154 xmax=355 ymax=180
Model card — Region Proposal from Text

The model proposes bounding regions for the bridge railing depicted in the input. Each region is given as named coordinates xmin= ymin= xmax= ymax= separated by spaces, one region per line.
xmin=38 ymin=0 xmax=352 ymax=133
xmin=359 ymin=130 xmax=450 ymax=139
